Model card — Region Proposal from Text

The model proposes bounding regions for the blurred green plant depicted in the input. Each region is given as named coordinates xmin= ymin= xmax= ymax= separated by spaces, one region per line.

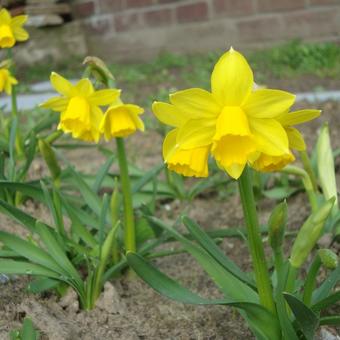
xmin=9 ymin=318 xmax=39 ymax=340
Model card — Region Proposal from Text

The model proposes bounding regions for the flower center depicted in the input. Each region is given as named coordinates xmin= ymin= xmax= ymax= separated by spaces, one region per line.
xmin=212 ymin=106 xmax=256 ymax=168
xmin=0 ymin=25 xmax=15 ymax=48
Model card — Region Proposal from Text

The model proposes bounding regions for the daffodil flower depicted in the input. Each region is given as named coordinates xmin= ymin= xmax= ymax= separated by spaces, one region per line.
xmin=40 ymin=72 xmax=120 ymax=142
xmin=153 ymin=48 xmax=319 ymax=179
xmin=0 ymin=66 xmax=17 ymax=94
xmin=252 ymin=109 xmax=321 ymax=172
xmin=100 ymin=97 xmax=144 ymax=140
xmin=153 ymin=102 xmax=210 ymax=177
xmin=0 ymin=8 xmax=29 ymax=48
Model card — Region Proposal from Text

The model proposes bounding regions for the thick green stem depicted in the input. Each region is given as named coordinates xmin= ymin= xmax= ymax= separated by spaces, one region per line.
xmin=238 ymin=167 xmax=275 ymax=313
xmin=116 ymin=137 xmax=136 ymax=252
xmin=299 ymin=150 xmax=318 ymax=192
xmin=285 ymin=263 xmax=298 ymax=293
xmin=302 ymin=256 xmax=321 ymax=306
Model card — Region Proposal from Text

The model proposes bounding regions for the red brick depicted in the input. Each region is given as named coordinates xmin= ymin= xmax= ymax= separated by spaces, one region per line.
xmin=257 ymin=0 xmax=305 ymax=12
xmin=114 ymin=12 xmax=140 ymax=32
xmin=310 ymin=0 xmax=339 ymax=5
xmin=282 ymin=9 xmax=340 ymax=39
xmin=213 ymin=0 xmax=254 ymax=17
xmin=237 ymin=16 xmax=282 ymax=42
xmin=126 ymin=0 xmax=154 ymax=8
xmin=73 ymin=1 xmax=95 ymax=18
xmin=176 ymin=2 xmax=208 ymax=24
xmin=144 ymin=8 xmax=172 ymax=27
xmin=99 ymin=0 xmax=126 ymax=12
xmin=157 ymin=0 xmax=182 ymax=3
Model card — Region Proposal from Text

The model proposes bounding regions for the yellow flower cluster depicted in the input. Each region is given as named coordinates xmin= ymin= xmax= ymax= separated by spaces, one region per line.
xmin=40 ymin=73 xmax=144 ymax=142
xmin=0 ymin=8 xmax=29 ymax=48
xmin=153 ymin=48 xmax=320 ymax=179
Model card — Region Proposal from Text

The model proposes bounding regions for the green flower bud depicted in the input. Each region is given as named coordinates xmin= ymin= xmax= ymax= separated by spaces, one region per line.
xmin=318 ymin=249 xmax=338 ymax=270
xmin=38 ymin=139 xmax=61 ymax=184
xmin=268 ymin=201 xmax=287 ymax=251
xmin=290 ymin=197 xmax=335 ymax=268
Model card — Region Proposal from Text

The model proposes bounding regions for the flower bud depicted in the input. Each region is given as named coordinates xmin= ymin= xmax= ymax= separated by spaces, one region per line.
xmin=290 ymin=197 xmax=335 ymax=268
xmin=83 ymin=56 xmax=115 ymax=87
xmin=318 ymin=249 xmax=338 ymax=270
xmin=38 ymin=139 xmax=61 ymax=184
xmin=268 ymin=201 xmax=287 ymax=251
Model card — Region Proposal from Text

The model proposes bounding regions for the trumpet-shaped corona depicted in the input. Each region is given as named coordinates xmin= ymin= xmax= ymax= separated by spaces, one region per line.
xmin=0 ymin=67 xmax=17 ymax=94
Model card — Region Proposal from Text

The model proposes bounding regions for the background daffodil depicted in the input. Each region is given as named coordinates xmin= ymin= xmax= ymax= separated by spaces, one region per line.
xmin=153 ymin=101 xmax=210 ymax=177
xmin=40 ymin=72 xmax=120 ymax=142
xmin=0 ymin=8 xmax=29 ymax=48
xmin=0 ymin=66 xmax=17 ymax=94
xmin=100 ymin=97 xmax=144 ymax=140
xmin=153 ymin=47 xmax=319 ymax=179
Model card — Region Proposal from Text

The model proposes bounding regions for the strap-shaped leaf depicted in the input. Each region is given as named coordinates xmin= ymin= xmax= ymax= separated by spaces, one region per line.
xmin=92 ymin=155 xmax=115 ymax=193
xmin=132 ymin=163 xmax=164 ymax=194
xmin=319 ymin=316 xmax=340 ymax=326
xmin=144 ymin=217 xmax=258 ymax=303
xmin=182 ymin=216 xmax=255 ymax=288
xmin=283 ymin=293 xmax=319 ymax=340
xmin=0 ymin=231 xmax=66 ymax=275
xmin=27 ymin=277 xmax=60 ymax=294
xmin=127 ymin=252 xmax=281 ymax=340
xmin=312 ymin=265 xmax=339 ymax=303
xmin=0 ymin=259 xmax=60 ymax=278
xmin=311 ymin=291 xmax=340 ymax=312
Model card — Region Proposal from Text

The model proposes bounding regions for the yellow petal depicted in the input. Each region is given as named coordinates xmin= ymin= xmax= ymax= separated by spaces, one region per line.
xmin=50 ymin=72 xmax=74 ymax=97
xmin=249 ymin=118 xmax=289 ymax=156
xmin=0 ymin=9 xmax=11 ymax=24
xmin=40 ymin=96 xmax=69 ymax=111
xmin=170 ymin=88 xmax=220 ymax=119
xmin=11 ymin=15 xmax=28 ymax=27
xmin=251 ymin=152 xmax=295 ymax=172
xmin=277 ymin=109 xmax=321 ymax=127
xmin=152 ymin=101 xmax=186 ymax=127
xmin=176 ymin=118 xmax=215 ymax=149
xmin=243 ymin=89 xmax=295 ymax=118
xmin=211 ymin=48 xmax=253 ymax=106
xmin=74 ymin=78 xmax=94 ymax=97
xmin=163 ymin=129 xmax=210 ymax=178
xmin=88 ymin=89 xmax=121 ymax=106
xmin=12 ymin=26 xmax=29 ymax=41
xmin=286 ymin=127 xmax=306 ymax=151
xmin=0 ymin=24 xmax=15 ymax=47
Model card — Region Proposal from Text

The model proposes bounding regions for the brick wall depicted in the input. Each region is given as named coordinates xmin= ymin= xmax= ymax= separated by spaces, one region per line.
xmin=72 ymin=0 xmax=340 ymax=61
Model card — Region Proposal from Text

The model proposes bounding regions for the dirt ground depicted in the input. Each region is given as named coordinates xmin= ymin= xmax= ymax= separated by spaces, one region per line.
xmin=0 ymin=92 xmax=339 ymax=338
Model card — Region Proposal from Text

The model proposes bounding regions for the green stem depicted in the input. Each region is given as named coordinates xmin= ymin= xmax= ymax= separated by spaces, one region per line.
xmin=299 ymin=150 xmax=318 ymax=192
xmin=238 ymin=167 xmax=275 ymax=313
xmin=273 ymin=248 xmax=285 ymax=280
xmin=302 ymin=255 xmax=321 ymax=306
xmin=116 ymin=137 xmax=136 ymax=252
xmin=282 ymin=165 xmax=318 ymax=213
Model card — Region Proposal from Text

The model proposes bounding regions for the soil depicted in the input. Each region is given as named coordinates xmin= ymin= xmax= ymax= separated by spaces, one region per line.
xmin=0 ymin=85 xmax=340 ymax=339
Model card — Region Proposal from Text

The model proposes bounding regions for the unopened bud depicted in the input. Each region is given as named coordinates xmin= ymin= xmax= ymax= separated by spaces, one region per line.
xmin=38 ymin=139 xmax=61 ymax=184
xmin=268 ymin=201 xmax=287 ymax=251
xmin=83 ymin=56 xmax=115 ymax=87
xmin=290 ymin=197 xmax=335 ymax=268
xmin=318 ymin=249 xmax=338 ymax=270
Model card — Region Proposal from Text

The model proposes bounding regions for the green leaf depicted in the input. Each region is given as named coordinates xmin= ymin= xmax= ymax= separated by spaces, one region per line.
xmin=92 ymin=155 xmax=115 ymax=193
xmin=22 ymin=318 xmax=39 ymax=340
xmin=312 ymin=265 xmax=340 ymax=303
xmin=18 ymin=133 xmax=37 ymax=181
xmin=145 ymin=217 xmax=258 ymax=303
xmin=8 ymin=117 xmax=17 ymax=181
xmin=0 ymin=259 xmax=60 ymax=278
xmin=263 ymin=187 xmax=297 ymax=200
xmin=127 ymin=252 xmax=281 ymax=340
xmin=182 ymin=216 xmax=255 ymax=288
xmin=27 ymin=277 xmax=60 ymax=294
xmin=283 ymin=293 xmax=319 ymax=340
xmin=0 ymin=181 xmax=44 ymax=202
xmin=132 ymin=164 xmax=164 ymax=194
xmin=319 ymin=315 xmax=340 ymax=326
xmin=311 ymin=291 xmax=340 ymax=312
xmin=35 ymin=222 xmax=83 ymax=288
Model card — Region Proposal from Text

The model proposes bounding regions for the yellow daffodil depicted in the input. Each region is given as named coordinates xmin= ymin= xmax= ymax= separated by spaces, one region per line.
xmin=252 ymin=109 xmax=321 ymax=172
xmin=153 ymin=47 xmax=319 ymax=179
xmin=0 ymin=66 xmax=17 ymax=94
xmin=0 ymin=8 xmax=29 ymax=48
xmin=40 ymin=72 xmax=120 ymax=142
xmin=100 ymin=98 xmax=144 ymax=140
xmin=153 ymin=102 xmax=210 ymax=177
